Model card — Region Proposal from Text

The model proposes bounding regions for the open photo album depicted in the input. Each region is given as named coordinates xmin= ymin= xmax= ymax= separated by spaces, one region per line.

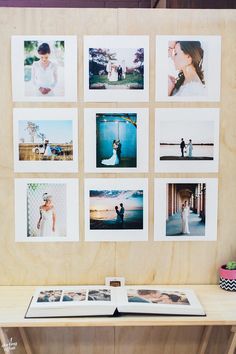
xmin=25 ymin=286 xmax=205 ymax=318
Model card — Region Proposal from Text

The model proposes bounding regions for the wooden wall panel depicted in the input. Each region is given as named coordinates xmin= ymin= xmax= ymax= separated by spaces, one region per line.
xmin=0 ymin=7 xmax=235 ymax=354
xmin=0 ymin=8 xmax=235 ymax=288
xmin=0 ymin=326 xmax=230 ymax=354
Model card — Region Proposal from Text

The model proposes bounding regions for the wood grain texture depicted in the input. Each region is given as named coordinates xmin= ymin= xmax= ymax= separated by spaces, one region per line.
xmin=0 ymin=7 xmax=235 ymax=354
xmin=0 ymin=8 xmax=235 ymax=290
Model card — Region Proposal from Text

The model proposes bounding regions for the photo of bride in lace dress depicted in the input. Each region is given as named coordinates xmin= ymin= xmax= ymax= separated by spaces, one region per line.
xmin=37 ymin=193 xmax=56 ymax=237
xmin=26 ymin=182 xmax=67 ymax=238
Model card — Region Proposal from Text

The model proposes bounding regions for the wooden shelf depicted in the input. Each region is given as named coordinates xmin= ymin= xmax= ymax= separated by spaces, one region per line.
xmin=0 ymin=285 xmax=235 ymax=327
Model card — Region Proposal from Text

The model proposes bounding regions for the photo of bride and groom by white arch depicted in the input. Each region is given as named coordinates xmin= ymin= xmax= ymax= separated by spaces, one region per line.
xmin=88 ymin=47 xmax=144 ymax=90
xmin=89 ymin=189 xmax=143 ymax=230
xmin=96 ymin=113 xmax=137 ymax=168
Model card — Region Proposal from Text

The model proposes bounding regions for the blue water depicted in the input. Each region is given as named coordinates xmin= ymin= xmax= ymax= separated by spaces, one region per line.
xmin=90 ymin=209 xmax=143 ymax=229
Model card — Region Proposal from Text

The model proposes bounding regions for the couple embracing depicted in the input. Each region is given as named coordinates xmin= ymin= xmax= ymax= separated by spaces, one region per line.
xmin=115 ymin=203 xmax=125 ymax=224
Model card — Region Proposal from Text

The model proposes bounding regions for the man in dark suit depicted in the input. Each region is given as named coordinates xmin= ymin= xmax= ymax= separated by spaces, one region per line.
xmin=180 ymin=138 xmax=185 ymax=157
xmin=116 ymin=139 xmax=122 ymax=164
xmin=117 ymin=65 xmax=123 ymax=80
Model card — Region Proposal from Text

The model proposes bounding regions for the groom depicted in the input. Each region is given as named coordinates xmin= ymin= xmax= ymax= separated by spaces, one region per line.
xmin=119 ymin=203 xmax=125 ymax=223
xmin=116 ymin=140 xmax=122 ymax=164
xmin=180 ymin=138 xmax=186 ymax=158
xmin=117 ymin=65 xmax=123 ymax=80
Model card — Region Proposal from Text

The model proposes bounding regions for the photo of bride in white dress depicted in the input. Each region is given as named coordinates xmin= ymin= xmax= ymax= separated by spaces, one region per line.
xmin=101 ymin=140 xmax=120 ymax=166
xmin=26 ymin=182 xmax=67 ymax=238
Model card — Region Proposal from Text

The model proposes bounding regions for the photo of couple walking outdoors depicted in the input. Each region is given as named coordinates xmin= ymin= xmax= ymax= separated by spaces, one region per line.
xmin=89 ymin=190 xmax=143 ymax=230
xmin=96 ymin=113 xmax=137 ymax=168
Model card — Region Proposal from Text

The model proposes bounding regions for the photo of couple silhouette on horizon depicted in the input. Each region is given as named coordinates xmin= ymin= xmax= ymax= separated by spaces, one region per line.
xmin=115 ymin=203 xmax=125 ymax=225
xmin=89 ymin=189 xmax=143 ymax=230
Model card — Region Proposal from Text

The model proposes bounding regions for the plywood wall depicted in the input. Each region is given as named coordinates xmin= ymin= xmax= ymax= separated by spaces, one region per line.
xmin=0 ymin=8 xmax=235 ymax=286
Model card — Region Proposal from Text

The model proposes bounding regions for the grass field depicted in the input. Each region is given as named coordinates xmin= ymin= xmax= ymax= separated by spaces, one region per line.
xmin=19 ymin=144 xmax=73 ymax=161
xmin=89 ymin=73 xmax=144 ymax=88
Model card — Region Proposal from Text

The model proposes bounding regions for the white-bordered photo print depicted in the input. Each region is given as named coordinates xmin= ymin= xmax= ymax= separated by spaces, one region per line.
xmin=156 ymin=35 xmax=221 ymax=102
xmin=84 ymin=178 xmax=148 ymax=241
xmin=155 ymin=108 xmax=219 ymax=173
xmin=154 ymin=178 xmax=218 ymax=241
xmin=84 ymin=35 xmax=149 ymax=102
xmin=15 ymin=178 xmax=79 ymax=242
xmin=11 ymin=36 xmax=77 ymax=102
xmin=13 ymin=108 xmax=78 ymax=173
xmin=84 ymin=108 xmax=149 ymax=173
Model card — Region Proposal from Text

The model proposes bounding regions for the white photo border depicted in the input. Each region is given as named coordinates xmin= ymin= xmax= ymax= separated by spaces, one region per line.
xmin=154 ymin=178 xmax=218 ymax=241
xmin=84 ymin=35 xmax=149 ymax=102
xmin=155 ymin=108 xmax=220 ymax=173
xmin=11 ymin=35 xmax=77 ymax=102
xmin=13 ymin=108 xmax=78 ymax=173
xmin=155 ymin=35 xmax=221 ymax=102
xmin=15 ymin=178 xmax=79 ymax=242
xmin=84 ymin=108 xmax=149 ymax=173
xmin=85 ymin=178 xmax=148 ymax=242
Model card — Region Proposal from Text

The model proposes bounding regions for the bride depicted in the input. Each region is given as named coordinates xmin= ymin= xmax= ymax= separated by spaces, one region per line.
xmin=101 ymin=140 xmax=119 ymax=166
xmin=109 ymin=65 xmax=118 ymax=82
xmin=37 ymin=193 xmax=56 ymax=237
xmin=181 ymin=200 xmax=190 ymax=234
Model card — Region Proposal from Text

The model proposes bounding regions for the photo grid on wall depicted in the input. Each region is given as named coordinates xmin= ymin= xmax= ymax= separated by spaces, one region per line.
xmin=11 ymin=34 xmax=221 ymax=243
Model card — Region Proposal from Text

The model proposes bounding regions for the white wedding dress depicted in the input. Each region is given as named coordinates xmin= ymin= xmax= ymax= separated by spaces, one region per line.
xmin=32 ymin=60 xmax=57 ymax=96
xmin=101 ymin=149 xmax=119 ymax=166
xmin=39 ymin=208 xmax=54 ymax=237
xmin=44 ymin=144 xmax=52 ymax=157
xmin=182 ymin=206 xmax=190 ymax=234
xmin=174 ymin=81 xmax=205 ymax=97
xmin=109 ymin=68 xmax=118 ymax=82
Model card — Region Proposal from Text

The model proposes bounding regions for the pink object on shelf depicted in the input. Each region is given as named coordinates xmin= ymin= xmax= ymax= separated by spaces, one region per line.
xmin=219 ymin=266 xmax=236 ymax=280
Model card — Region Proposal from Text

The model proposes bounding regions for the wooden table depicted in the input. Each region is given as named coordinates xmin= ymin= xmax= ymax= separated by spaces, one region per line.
xmin=0 ymin=285 xmax=235 ymax=354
